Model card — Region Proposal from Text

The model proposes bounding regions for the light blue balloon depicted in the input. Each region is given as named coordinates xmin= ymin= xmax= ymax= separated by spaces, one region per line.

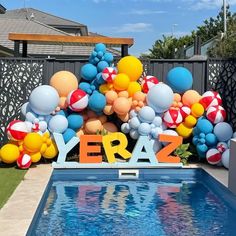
xmin=129 ymin=110 xmax=137 ymax=118
xmin=29 ymin=85 xmax=59 ymax=115
xmin=95 ymin=43 xmax=106 ymax=53
xmin=166 ymin=67 xmax=193 ymax=93
xmin=152 ymin=116 xmax=162 ymax=127
xmin=88 ymin=91 xmax=106 ymax=113
xmin=121 ymin=123 xmax=130 ymax=134
xmin=147 ymin=83 xmax=174 ymax=113
xmin=81 ymin=63 xmax=98 ymax=81
xmin=21 ymin=102 xmax=32 ymax=117
xmin=39 ymin=121 xmax=48 ymax=132
xmin=214 ymin=122 xmax=233 ymax=142
xmin=103 ymin=52 xmax=114 ymax=63
xmin=138 ymin=106 xmax=155 ymax=123
xmin=97 ymin=61 xmax=109 ymax=72
xmin=63 ymin=128 xmax=76 ymax=143
xmin=25 ymin=111 xmax=38 ymax=123
xmin=48 ymin=115 xmax=68 ymax=133
xmin=151 ymin=127 xmax=163 ymax=139
xmin=130 ymin=129 xmax=140 ymax=139
xmin=152 ymin=140 xmax=162 ymax=153
xmin=129 ymin=117 xmax=141 ymax=129
xmin=138 ymin=123 xmax=151 ymax=136
xmin=67 ymin=114 xmax=83 ymax=131
xmin=222 ymin=149 xmax=230 ymax=169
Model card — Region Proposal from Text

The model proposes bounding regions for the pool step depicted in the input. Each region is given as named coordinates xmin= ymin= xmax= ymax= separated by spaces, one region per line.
xmin=118 ymin=169 xmax=139 ymax=179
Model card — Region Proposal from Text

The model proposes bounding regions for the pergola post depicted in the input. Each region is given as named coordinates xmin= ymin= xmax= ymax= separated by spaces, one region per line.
xmin=22 ymin=41 xmax=28 ymax=57
xmin=14 ymin=40 xmax=20 ymax=57
xmin=121 ymin=44 xmax=128 ymax=57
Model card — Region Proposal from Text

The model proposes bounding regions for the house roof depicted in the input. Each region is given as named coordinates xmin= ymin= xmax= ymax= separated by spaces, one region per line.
xmin=2 ymin=8 xmax=88 ymax=35
xmin=0 ymin=4 xmax=6 ymax=14
xmin=0 ymin=18 xmax=120 ymax=57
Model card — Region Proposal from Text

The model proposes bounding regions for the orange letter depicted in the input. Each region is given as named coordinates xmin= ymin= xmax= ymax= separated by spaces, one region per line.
xmin=80 ymin=135 xmax=102 ymax=163
xmin=157 ymin=134 xmax=183 ymax=163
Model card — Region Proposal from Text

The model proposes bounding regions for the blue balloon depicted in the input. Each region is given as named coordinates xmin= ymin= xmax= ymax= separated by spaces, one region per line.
xmin=79 ymin=82 xmax=91 ymax=92
xmin=129 ymin=117 xmax=141 ymax=129
xmin=166 ymin=67 xmax=193 ymax=93
xmin=56 ymin=110 xmax=68 ymax=117
xmin=91 ymin=51 xmax=97 ymax=57
xmin=138 ymin=123 xmax=151 ymax=136
xmin=97 ymin=61 xmax=109 ymax=72
xmin=29 ymin=85 xmax=59 ymax=115
xmin=196 ymin=119 xmax=213 ymax=134
xmin=88 ymin=91 xmax=106 ymax=113
xmin=103 ymin=52 xmax=113 ymax=63
xmin=48 ymin=115 xmax=68 ymax=133
xmin=138 ymin=106 xmax=155 ymax=123
xmin=67 ymin=114 xmax=83 ymax=131
xmin=196 ymin=144 xmax=208 ymax=158
xmin=97 ymin=51 xmax=104 ymax=59
xmin=205 ymin=133 xmax=218 ymax=147
xmin=214 ymin=122 xmax=233 ymax=142
xmin=192 ymin=136 xmax=199 ymax=146
xmin=63 ymin=128 xmax=76 ymax=143
xmin=81 ymin=63 xmax=98 ymax=81
xmin=96 ymin=72 xmax=105 ymax=85
xmin=95 ymin=43 xmax=106 ymax=53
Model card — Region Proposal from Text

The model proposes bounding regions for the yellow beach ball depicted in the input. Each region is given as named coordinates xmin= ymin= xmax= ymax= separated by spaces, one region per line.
xmin=0 ymin=144 xmax=19 ymax=164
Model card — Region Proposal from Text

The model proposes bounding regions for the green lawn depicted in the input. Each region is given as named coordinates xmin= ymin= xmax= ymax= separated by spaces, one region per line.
xmin=0 ymin=163 xmax=27 ymax=209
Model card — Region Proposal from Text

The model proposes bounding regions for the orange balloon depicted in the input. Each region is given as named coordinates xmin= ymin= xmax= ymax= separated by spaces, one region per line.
xmin=103 ymin=122 xmax=118 ymax=133
xmin=174 ymin=93 xmax=181 ymax=102
xmin=76 ymin=129 xmax=85 ymax=137
xmin=113 ymin=97 xmax=131 ymax=115
xmin=50 ymin=71 xmax=78 ymax=97
xmin=59 ymin=97 xmax=68 ymax=109
xmin=118 ymin=91 xmax=129 ymax=98
xmin=103 ymin=105 xmax=114 ymax=115
xmin=84 ymin=118 xmax=103 ymax=134
xmin=133 ymin=91 xmax=146 ymax=102
xmin=182 ymin=90 xmax=201 ymax=107
xmin=98 ymin=115 xmax=107 ymax=124
xmin=105 ymin=90 xmax=118 ymax=104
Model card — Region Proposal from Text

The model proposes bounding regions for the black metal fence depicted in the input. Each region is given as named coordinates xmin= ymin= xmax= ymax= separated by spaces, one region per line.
xmin=0 ymin=57 xmax=236 ymax=144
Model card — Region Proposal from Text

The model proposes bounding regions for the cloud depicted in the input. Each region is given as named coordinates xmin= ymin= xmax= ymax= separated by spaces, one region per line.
xmin=127 ymin=9 xmax=166 ymax=15
xmin=116 ymin=23 xmax=152 ymax=33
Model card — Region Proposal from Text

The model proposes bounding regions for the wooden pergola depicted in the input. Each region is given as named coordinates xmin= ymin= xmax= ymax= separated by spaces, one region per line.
xmin=8 ymin=33 xmax=134 ymax=58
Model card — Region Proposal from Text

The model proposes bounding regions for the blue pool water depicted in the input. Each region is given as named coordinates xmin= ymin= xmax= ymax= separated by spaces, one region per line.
xmin=28 ymin=169 xmax=236 ymax=236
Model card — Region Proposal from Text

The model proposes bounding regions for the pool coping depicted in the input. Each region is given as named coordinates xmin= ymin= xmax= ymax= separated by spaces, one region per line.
xmin=0 ymin=164 xmax=229 ymax=236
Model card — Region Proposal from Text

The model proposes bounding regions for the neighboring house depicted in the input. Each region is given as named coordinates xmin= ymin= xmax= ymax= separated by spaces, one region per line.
xmin=0 ymin=8 xmax=120 ymax=58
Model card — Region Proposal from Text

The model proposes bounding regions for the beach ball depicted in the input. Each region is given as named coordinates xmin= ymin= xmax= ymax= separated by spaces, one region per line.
xmin=206 ymin=148 xmax=222 ymax=165
xmin=206 ymin=105 xmax=226 ymax=124
xmin=102 ymin=67 xmax=117 ymax=83
xmin=147 ymin=83 xmax=174 ymax=113
xmin=48 ymin=115 xmax=68 ymax=133
xmin=50 ymin=71 xmax=78 ymax=97
xmin=196 ymin=119 xmax=213 ymax=134
xmin=141 ymin=76 xmax=159 ymax=93
xmin=138 ymin=106 xmax=155 ymax=123
xmin=163 ymin=109 xmax=183 ymax=128
xmin=23 ymin=133 xmax=43 ymax=153
xmin=182 ymin=90 xmax=201 ymax=107
xmin=113 ymin=73 xmax=130 ymax=91
xmin=6 ymin=120 xmax=28 ymax=141
xmin=117 ymin=56 xmax=143 ymax=81
xmin=29 ymin=85 xmax=59 ymax=115
xmin=67 ymin=114 xmax=83 ymax=131
xmin=138 ymin=123 xmax=151 ymax=136
xmin=63 ymin=128 xmax=76 ymax=143
xmin=127 ymin=82 xmax=141 ymax=97
xmin=88 ymin=91 xmax=106 ymax=113
xmin=221 ymin=149 xmax=230 ymax=169
xmin=113 ymin=97 xmax=131 ymax=115
xmin=217 ymin=142 xmax=228 ymax=153
xmin=199 ymin=91 xmax=222 ymax=110
xmin=80 ymin=63 xmax=98 ymax=81
xmin=191 ymin=103 xmax=204 ymax=118
xmin=67 ymin=89 xmax=88 ymax=112
xmin=0 ymin=144 xmax=19 ymax=164
xmin=179 ymin=106 xmax=191 ymax=119
xmin=17 ymin=153 xmax=32 ymax=169
xmin=213 ymin=122 xmax=233 ymax=142
xmin=166 ymin=67 xmax=193 ymax=93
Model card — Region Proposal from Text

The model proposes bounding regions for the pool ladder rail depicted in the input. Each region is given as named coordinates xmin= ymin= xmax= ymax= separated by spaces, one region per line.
xmin=118 ymin=169 xmax=139 ymax=179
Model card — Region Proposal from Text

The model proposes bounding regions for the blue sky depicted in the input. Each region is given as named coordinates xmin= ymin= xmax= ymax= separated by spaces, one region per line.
xmin=2 ymin=0 xmax=236 ymax=56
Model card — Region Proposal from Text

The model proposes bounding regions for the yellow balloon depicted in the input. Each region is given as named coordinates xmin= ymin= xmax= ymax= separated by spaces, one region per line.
xmin=113 ymin=73 xmax=130 ymax=91
xmin=176 ymin=124 xmax=193 ymax=139
xmin=23 ymin=133 xmax=43 ymax=153
xmin=99 ymin=84 xmax=111 ymax=94
xmin=0 ymin=144 xmax=19 ymax=164
xmin=42 ymin=141 xmax=58 ymax=159
xmin=185 ymin=115 xmax=197 ymax=127
xmin=191 ymin=103 xmax=204 ymax=118
xmin=30 ymin=152 xmax=42 ymax=163
xmin=117 ymin=56 xmax=143 ymax=81
xmin=127 ymin=82 xmax=141 ymax=97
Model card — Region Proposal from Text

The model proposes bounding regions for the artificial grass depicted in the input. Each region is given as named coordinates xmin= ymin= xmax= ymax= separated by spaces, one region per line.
xmin=0 ymin=163 xmax=27 ymax=209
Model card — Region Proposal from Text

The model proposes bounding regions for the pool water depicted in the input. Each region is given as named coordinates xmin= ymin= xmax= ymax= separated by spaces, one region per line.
xmin=30 ymin=170 xmax=236 ymax=236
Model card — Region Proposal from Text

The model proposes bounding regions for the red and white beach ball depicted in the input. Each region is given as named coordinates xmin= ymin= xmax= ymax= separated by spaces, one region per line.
xmin=206 ymin=148 xmax=222 ymax=165
xmin=6 ymin=120 xmax=28 ymax=141
xmin=179 ymin=105 xmax=191 ymax=119
xmin=17 ymin=153 xmax=32 ymax=169
xmin=206 ymin=105 xmax=226 ymax=124
xmin=102 ymin=67 xmax=117 ymax=83
xmin=66 ymin=89 xmax=88 ymax=112
xmin=141 ymin=76 xmax=159 ymax=93
xmin=163 ymin=109 xmax=183 ymax=128
xmin=199 ymin=91 xmax=222 ymax=110
xmin=217 ymin=142 xmax=228 ymax=153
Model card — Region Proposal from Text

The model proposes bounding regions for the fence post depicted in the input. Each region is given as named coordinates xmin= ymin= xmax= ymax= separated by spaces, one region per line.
xmin=229 ymin=139 xmax=236 ymax=194
xmin=194 ymin=36 xmax=201 ymax=55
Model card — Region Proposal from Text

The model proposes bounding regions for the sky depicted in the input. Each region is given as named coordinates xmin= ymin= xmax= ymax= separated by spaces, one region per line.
xmin=2 ymin=0 xmax=236 ymax=56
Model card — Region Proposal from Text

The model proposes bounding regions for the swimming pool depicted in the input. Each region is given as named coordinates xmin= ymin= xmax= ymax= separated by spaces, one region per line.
xmin=27 ymin=169 xmax=236 ymax=236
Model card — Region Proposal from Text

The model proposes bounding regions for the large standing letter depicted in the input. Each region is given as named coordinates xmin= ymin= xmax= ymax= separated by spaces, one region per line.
xmin=80 ymin=135 xmax=102 ymax=163
xmin=157 ymin=134 xmax=183 ymax=163
xmin=103 ymin=132 xmax=131 ymax=163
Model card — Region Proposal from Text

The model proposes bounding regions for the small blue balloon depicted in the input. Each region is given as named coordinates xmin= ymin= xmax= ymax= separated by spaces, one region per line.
xmin=48 ymin=115 xmax=68 ymax=133
xmin=129 ymin=117 xmax=141 ymax=129
xmin=130 ymin=110 xmax=137 ymax=118
xmin=103 ymin=52 xmax=114 ymax=63
xmin=151 ymin=127 xmax=163 ymax=139
xmin=88 ymin=91 xmax=106 ymax=113
xmin=81 ymin=63 xmax=98 ymax=81
xmin=130 ymin=129 xmax=140 ymax=139
xmin=67 ymin=114 xmax=83 ymax=131
xmin=200 ymin=138 xmax=206 ymax=144
xmin=91 ymin=51 xmax=97 ymax=57
xmin=121 ymin=123 xmax=130 ymax=134
xmin=63 ymin=128 xmax=76 ymax=143
xmin=97 ymin=61 xmax=109 ymax=72
xmin=138 ymin=106 xmax=155 ymax=123
xmin=138 ymin=123 xmax=151 ymax=136
xmin=95 ymin=43 xmax=106 ymax=53
xmin=97 ymin=51 xmax=104 ymax=59
xmin=56 ymin=110 xmax=68 ymax=117
xmin=214 ymin=122 xmax=233 ymax=142
xmin=79 ymin=82 xmax=91 ymax=92
xmin=205 ymin=133 xmax=218 ymax=147
xmin=199 ymin=133 xmax=206 ymax=138
xmin=196 ymin=119 xmax=213 ymax=134
xmin=166 ymin=67 xmax=193 ymax=93
xmin=25 ymin=111 xmax=38 ymax=123
xmin=96 ymin=72 xmax=105 ymax=85
xmin=152 ymin=116 xmax=162 ymax=127
xmin=192 ymin=136 xmax=199 ymax=146
xmin=196 ymin=143 xmax=208 ymax=158
xmin=152 ymin=140 xmax=162 ymax=153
